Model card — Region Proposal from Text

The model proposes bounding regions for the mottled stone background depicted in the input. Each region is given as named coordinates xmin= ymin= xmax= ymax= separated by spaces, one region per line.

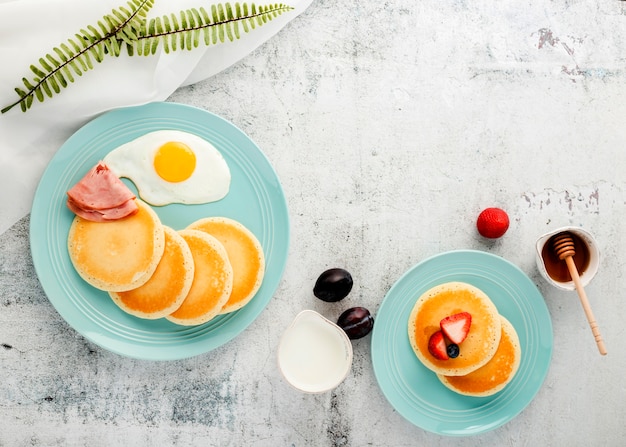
xmin=2 ymin=0 xmax=626 ymax=445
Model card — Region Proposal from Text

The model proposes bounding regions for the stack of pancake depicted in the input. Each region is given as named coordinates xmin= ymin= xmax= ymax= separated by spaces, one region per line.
xmin=408 ymin=282 xmax=521 ymax=397
xmin=67 ymin=199 xmax=265 ymax=325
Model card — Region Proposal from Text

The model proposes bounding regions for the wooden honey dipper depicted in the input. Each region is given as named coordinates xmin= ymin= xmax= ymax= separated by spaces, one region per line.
xmin=552 ymin=232 xmax=607 ymax=355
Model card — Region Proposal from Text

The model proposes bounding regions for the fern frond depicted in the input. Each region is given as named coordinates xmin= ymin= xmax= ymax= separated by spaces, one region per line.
xmin=137 ymin=3 xmax=294 ymax=56
xmin=1 ymin=1 xmax=295 ymax=114
xmin=1 ymin=0 xmax=155 ymax=114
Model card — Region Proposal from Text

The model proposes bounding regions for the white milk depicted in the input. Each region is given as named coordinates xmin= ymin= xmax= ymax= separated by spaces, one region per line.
xmin=277 ymin=310 xmax=353 ymax=393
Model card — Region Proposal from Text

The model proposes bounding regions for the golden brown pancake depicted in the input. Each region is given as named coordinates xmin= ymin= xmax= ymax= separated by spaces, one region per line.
xmin=67 ymin=199 xmax=164 ymax=292
xmin=438 ymin=316 xmax=521 ymax=396
xmin=108 ymin=226 xmax=194 ymax=319
xmin=166 ymin=229 xmax=233 ymax=326
xmin=408 ymin=282 xmax=502 ymax=376
xmin=187 ymin=217 xmax=265 ymax=313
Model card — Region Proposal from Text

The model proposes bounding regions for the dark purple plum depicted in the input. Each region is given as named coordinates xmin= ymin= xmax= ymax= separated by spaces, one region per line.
xmin=313 ymin=268 xmax=353 ymax=302
xmin=337 ymin=307 xmax=374 ymax=339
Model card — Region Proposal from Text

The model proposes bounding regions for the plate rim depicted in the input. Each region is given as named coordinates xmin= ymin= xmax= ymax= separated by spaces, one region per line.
xmin=370 ymin=249 xmax=553 ymax=436
xmin=29 ymin=101 xmax=290 ymax=361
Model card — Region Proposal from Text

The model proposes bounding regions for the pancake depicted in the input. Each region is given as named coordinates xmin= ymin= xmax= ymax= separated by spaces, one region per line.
xmin=438 ymin=316 xmax=521 ymax=396
xmin=408 ymin=282 xmax=502 ymax=376
xmin=166 ymin=229 xmax=233 ymax=326
xmin=67 ymin=199 xmax=164 ymax=292
xmin=187 ymin=217 xmax=265 ymax=314
xmin=108 ymin=226 xmax=194 ymax=319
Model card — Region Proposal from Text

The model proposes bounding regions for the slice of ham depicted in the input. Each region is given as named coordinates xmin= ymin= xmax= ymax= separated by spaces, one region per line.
xmin=67 ymin=195 xmax=138 ymax=222
xmin=66 ymin=162 xmax=138 ymax=222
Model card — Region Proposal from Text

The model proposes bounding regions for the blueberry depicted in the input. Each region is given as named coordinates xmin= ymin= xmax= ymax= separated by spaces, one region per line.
xmin=446 ymin=343 xmax=460 ymax=358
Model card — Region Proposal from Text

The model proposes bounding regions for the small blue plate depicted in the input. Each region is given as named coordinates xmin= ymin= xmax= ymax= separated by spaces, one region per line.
xmin=371 ymin=250 xmax=553 ymax=436
xmin=30 ymin=102 xmax=290 ymax=361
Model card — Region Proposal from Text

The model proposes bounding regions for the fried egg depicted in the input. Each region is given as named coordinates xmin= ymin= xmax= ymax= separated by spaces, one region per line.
xmin=103 ymin=130 xmax=231 ymax=206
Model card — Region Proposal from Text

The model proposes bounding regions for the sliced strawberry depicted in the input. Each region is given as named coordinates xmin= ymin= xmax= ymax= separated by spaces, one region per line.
xmin=440 ymin=312 xmax=472 ymax=344
xmin=427 ymin=330 xmax=449 ymax=360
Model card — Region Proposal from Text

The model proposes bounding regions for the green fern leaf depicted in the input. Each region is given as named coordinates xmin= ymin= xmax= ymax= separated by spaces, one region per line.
xmin=88 ymin=46 xmax=101 ymax=63
xmin=40 ymin=80 xmax=53 ymax=98
xmin=86 ymin=25 xmax=103 ymax=40
xmin=62 ymin=66 xmax=75 ymax=83
xmin=97 ymin=20 xmax=110 ymax=36
xmin=112 ymin=9 xmax=127 ymax=23
xmin=46 ymin=54 xmax=62 ymax=69
xmin=48 ymin=75 xmax=60 ymax=94
xmin=226 ymin=23 xmax=235 ymax=42
xmin=54 ymin=71 xmax=67 ymax=89
xmin=163 ymin=15 xmax=172 ymax=33
xmin=218 ymin=24 xmax=226 ymax=44
xmin=181 ymin=9 xmax=189 ymax=29
xmin=34 ymin=86 xmax=44 ymax=103
xmin=14 ymin=87 xmax=26 ymax=99
xmin=24 ymin=93 xmax=33 ymax=110
xmin=68 ymin=37 xmax=82 ymax=53
xmin=29 ymin=64 xmax=45 ymax=79
xmin=70 ymin=61 xmax=83 ymax=76
xmin=185 ymin=26 xmax=193 ymax=49
xmin=53 ymin=47 xmax=68 ymax=63
xmin=38 ymin=57 xmax=53 ymax=73
xmin=82 ymin=52 xmax=94 ymax=70
xmin=22 ymin=78 xmax=36 ymax=92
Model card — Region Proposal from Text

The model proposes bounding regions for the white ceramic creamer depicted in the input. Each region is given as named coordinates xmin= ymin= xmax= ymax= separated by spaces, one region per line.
xmin=277 ymin=310 xmax=353 ymax=393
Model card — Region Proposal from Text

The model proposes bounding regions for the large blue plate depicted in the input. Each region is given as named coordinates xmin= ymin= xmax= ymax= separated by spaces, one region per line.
xmin=30 ymin=102 xmax=289 ymax=361
xmin=371 ymin=250 xmax=553 ymax=436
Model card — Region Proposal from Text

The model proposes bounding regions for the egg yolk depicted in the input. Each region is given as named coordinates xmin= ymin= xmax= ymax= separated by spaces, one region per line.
xmin=153 ymin=141 xmax=196 ymax=182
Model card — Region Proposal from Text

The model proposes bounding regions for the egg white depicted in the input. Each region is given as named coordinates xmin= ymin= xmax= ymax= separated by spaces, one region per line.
xmin=103 ymin=130 xmax=231 ymax=206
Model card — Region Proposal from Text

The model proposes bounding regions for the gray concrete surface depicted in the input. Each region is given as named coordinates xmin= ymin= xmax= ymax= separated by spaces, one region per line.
xmin=2 ymin=0 xmax=626 ymax=445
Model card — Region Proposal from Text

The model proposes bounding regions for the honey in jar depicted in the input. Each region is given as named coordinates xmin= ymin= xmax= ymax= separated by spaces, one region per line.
xmin=540 ymin=231 xmax=590 ymax=283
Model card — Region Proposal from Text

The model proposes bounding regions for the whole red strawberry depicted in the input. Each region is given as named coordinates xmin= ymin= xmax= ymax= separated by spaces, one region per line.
xmin=476 ymin=207 xmax=509 ymax=239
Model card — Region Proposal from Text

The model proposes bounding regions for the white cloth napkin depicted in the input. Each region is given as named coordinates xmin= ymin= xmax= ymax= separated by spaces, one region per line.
xmin=0 ymin=0 xmax=311 ymax=234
